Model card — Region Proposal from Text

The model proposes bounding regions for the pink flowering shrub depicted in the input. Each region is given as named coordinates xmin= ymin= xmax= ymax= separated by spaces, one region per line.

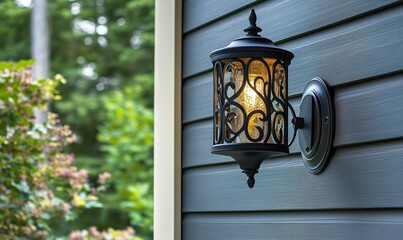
xmin=0 ymin=61 xmax=136 ymax=239
xmin=69 ymin=226 xmax=139 ymax=240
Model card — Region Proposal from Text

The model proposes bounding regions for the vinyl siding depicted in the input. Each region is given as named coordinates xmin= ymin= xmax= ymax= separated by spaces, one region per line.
xmin=181 ymin=0 xmax=403 ymax=239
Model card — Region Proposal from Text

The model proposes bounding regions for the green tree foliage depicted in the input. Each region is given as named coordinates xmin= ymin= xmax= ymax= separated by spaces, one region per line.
xmin=98 ymin=86 xmax=153 ymax=234
xmin=0 ymin=0 xmax=155 ymax=237
xmin=0 ymin=0 xmax=31 ymax=61
xmin=49 ymin=0 xmax=155 ymax=156
xmin=0 ymin=61 xmax=135 ymax=239
xmin=0 ymin=0 xmax=154 ymax=152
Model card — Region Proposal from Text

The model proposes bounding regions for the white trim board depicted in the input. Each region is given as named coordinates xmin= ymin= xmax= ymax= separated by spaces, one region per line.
xmin=154 ymin=0 xmax=182 ymax=239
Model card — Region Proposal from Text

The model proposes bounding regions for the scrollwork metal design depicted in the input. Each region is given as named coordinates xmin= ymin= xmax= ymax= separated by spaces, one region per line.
xmin=213 ymin=57 xmax=289 ymax=147
xmin=223 ymin=60 xmax=247 ymax=143
xmin=213 ymin=61 xmax=223 ymax=145
xmin=271 ymin=60 xmax=287 ymax=145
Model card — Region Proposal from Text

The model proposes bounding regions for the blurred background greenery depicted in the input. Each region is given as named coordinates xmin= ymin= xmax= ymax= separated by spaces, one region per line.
xmin=0 ymin=0 xmax=154 ymax=239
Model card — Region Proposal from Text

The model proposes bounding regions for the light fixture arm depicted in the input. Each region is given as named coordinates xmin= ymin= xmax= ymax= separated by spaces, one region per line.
xmin=288 ymin=103 xmax=304 ymax=147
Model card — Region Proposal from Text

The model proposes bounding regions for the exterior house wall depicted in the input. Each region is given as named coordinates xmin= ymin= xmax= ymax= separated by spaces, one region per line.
xmin=181 ymin=1 xmax=403 ymax=239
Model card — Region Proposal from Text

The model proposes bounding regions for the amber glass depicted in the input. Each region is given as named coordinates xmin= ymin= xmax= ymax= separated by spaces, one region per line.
xmin=214 ymin=57 xmax=287 ymax=145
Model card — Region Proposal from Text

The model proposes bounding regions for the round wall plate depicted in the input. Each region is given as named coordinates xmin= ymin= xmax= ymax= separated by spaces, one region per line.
xmin=298 ymin=77 xmax=334 ymax=174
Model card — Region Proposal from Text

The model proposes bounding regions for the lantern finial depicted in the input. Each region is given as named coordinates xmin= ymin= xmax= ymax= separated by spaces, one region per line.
xmin=243 ymin=169 xmax=258 ymax=188
xmin=244 ymin=9 xmax=262 ymax=36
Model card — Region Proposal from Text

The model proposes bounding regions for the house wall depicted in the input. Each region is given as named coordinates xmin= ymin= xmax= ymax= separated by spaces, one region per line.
xmin=181 ymin=0 xmax=403 ymax=239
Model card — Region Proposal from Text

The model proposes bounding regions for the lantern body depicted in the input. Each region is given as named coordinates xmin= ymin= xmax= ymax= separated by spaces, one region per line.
xmin=210 ymin=10 xmax=336 ymax=188
xmin=210 ymin=10 xmax=294 ymax=187
xmin=212 ymin=57 xmax=290 ymax=169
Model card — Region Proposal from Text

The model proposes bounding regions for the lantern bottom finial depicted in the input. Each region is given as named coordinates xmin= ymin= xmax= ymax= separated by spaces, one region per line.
xmin=242 ymin=169 xmax=258 ymax=188
xmin=211 ymin=144 xmax=289 ymax=188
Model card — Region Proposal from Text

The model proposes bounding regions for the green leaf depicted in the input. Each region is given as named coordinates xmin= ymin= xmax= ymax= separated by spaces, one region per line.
xmin=0 ymin=121 xmax=6 ymax=136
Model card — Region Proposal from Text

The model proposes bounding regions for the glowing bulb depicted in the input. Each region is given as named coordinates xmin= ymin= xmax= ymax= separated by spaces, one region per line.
xmin=228 ymin=60 xmax=270 ymax=143
xmin=243 ymin=84 xmax=258 ymax=108
xmin=242 ymin=80 xmax=263 ymax=111
xmin=238 ymin=61 xmax=267 ymax=143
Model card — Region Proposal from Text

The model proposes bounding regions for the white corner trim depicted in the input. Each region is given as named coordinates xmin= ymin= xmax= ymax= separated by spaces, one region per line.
xmin=154 ymin=0 xmax=182 ymax=239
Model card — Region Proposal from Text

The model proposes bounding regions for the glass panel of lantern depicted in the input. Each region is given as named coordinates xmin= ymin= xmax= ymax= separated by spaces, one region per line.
xmin=213 ymin=58 xmax=288 ymax=146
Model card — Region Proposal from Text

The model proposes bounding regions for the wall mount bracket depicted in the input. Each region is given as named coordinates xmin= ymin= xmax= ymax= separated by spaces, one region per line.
xmin=298 ymin=77 xmax=334 ymax=174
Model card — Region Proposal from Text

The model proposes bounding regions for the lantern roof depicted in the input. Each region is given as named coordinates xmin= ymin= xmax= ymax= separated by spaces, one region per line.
xmin=210 ymin=9 xmax=294 ymax=65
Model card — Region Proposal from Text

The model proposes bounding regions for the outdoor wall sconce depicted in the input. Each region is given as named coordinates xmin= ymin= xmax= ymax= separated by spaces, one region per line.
xmin=210 ymin=9 xmax=334 ymax=188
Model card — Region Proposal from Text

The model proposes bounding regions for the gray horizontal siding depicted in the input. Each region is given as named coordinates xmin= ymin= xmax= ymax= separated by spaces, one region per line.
xmin=183 ymin=139 xmax=403 ymax=212
xmin=182 ymin=73 xmax=211 ymax=123
xmin=183 ymin=210 xmax=403 ymax=240
xmin=183 ymin=0 xmax=257 ymax=33
xmin=182 ymin=4 xmax=403 ymax=122
xmin=181 ymin=1 xmax=403 ymax=239
xmin=183 ymin=73 xmax=403 ymax=168
xmin=334 ymin=73 xmax=403 ymax=146
xmin=183 ymin=0 xmax=399 ymax=79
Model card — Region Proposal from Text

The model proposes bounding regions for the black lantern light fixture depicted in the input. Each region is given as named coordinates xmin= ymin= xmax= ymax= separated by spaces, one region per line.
xmin=211 ymin=9 xmax=334 ymax=188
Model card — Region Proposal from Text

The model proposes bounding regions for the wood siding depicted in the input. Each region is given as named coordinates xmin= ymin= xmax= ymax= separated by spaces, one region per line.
xmin=182 ymin=0 xmax=403 ymax=239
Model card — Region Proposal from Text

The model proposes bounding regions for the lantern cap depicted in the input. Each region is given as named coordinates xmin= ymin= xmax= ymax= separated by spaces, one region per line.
xmin=210 ymin=9 xmax=294 ymax=64
xmin=244 ymin=9 xmax=262 ymax=36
